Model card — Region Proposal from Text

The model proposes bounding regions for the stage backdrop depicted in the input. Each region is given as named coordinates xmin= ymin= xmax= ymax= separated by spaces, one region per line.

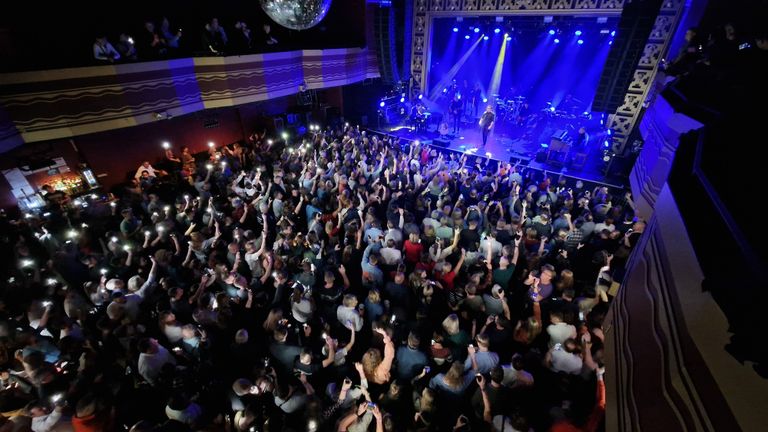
xmin=426 ymin=16 xmax=617 ymax=115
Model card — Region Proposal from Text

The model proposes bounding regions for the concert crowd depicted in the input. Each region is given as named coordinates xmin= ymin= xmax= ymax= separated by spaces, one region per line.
xmin=0 ymin=124 xmax=643 ymax=431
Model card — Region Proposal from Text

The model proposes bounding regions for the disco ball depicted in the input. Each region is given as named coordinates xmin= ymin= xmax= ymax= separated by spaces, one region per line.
xmin=259 ymin=0 xmax=332 ymax=31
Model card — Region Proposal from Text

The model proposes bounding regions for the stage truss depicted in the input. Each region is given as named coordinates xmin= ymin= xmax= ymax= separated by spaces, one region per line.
xmin=408 ymin=0 xmax=687 ymax=152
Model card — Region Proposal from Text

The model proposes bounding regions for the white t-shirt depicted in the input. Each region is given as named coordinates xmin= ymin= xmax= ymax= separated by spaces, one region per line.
xmin=547 ymin=322 xmax=576 ymax=348
xmin=337 ymin=306 xmax=363 ymax=331
xmin=549 ymin=348 xmax=583 ymax=375
xmin=138 ymin=345 xmax=176 ymax=385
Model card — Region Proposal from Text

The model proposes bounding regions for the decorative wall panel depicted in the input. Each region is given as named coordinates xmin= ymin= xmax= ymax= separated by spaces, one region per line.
xmin=605 ymin=0 xmax=685 ymax=153
xmin=0 ymin=48 xmax=379 ymax=147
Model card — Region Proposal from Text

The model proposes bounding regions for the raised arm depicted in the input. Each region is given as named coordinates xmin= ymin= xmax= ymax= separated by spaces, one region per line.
xmin=511 ymin=233 xmax=522 ymax=266
xmin=339 ymin=265 xmax=351 ymax=289
xmin=321 ymin=335 xmax=336 ymax=368
xmin=375 ymin=328 xmax=395 ymax=377
xmin=454 ymin=248 xmax=466 ymax=275
xmin=259 ymin=254 xmax=274 ymax=285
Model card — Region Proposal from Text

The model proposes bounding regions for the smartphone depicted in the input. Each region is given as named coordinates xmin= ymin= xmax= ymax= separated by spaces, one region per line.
xmin=367 ymin=402 xmax=376 ymax=410
xmin=424 ymin=366 xmax=430 ymax=373
xmin=579 ymin=311 xmax=585 ymax=321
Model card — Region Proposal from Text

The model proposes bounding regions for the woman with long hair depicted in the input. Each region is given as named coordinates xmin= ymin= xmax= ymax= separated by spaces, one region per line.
xmin=357 ymin=328 xmax=395 ymax=385
xmin=556 ymin=269 xmax=574 ymax=294
xmin=263 ymin=307 xmax=283 ymax=334
xmin=513 ymin=300 xmax=542 ymax=346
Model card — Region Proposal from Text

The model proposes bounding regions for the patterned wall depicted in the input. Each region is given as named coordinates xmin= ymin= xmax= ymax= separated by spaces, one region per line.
xmin=604 ymin=187 xmax=745 ymax=431
xmin=0 ymin=48 xmax=379 ymax=148
xmin=408 ymin=0 xmax=686 ymax=152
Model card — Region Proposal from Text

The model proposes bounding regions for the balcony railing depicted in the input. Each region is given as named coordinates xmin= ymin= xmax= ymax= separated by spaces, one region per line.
xmin=0 ymin=47 xmax=379 ymax=151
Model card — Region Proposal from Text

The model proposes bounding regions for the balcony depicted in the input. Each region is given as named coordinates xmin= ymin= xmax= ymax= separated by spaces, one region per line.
xmin=0 ymin=47 xmax=379 ymax=151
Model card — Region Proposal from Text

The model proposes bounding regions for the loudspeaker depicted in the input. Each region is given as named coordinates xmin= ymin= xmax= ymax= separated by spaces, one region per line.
xmin=432 ymin=138 xmax=450 ymax=148
xmin=592 ymin=0 xmax=663 ymax=113
xmin=373 ymin=5 xmax=399 ymax=84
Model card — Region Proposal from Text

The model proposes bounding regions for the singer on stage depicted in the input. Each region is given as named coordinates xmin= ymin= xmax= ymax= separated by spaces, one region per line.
xmin=479 ymin=105 xmax=495 ymax=147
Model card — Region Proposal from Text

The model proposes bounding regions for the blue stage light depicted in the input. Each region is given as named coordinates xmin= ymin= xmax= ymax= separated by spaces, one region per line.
xmin=379 ymin=101 xmax=385 ymax=107
xmin=505 ymin=36 xmax=512 ymax=41
xmin=607 ymin=129 xmax=612 ymax=135
xmin=483 ymin=98 xmax=488 ymax=103
xmin=610 ymin=30 xmax=615 ymax=37
xmin=494 ymin=28 xmax=501 ymax=34
xmin=548 ymin=29 xmax=556 ymax=35
xmin=418 ymin=94 xmax=423 ymax=100
xmin=400 ymin=97 xmax=405 ymax=103
xmin=575 ymin=30 xmax=582 ymax=36
xmin=474 ymin=28 xmax=480 ymax=33
xmin=465 ymin=35 xmax=471 ymax=40
xmin=483 ymin=36 xmax=489 ymax=41
xmin=443 ymin=88 xmax=448 ymax=93
xmin=554 ymin=38 xmax=560 ymax=44
xmin=604 ymin=140 xmax=610 ymax=148
xmin=550 ymin=107 xmax=556 ymax=112
xmin=453 ymin=27 xmax=459 ymax=32
xmin=577 ymin=39 xmax=584 ymax=45
xmin=608 ymin=40 xmax=613 ymax=45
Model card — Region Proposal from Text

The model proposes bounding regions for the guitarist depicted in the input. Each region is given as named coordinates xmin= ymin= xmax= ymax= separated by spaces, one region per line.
xmin=449 ymin=94 xmax=462 ymax=133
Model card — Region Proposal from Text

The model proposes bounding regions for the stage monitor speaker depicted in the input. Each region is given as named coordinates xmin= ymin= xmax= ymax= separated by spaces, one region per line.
xmin=591 ymin=0 xmax=663 ymax=113
xmin=432 ymin=138 xmax=450 ymax=148
xmin=373 ymin=4 xmax=399 ymax=84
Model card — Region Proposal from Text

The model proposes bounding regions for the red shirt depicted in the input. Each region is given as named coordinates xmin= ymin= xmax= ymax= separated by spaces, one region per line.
xmin=436 ymin=270 xmax=457 ymax=291
xmin=403 ymin=240 xmax=423 ymax=263
xmin=415 ymin=261 xmax=435 ymax=274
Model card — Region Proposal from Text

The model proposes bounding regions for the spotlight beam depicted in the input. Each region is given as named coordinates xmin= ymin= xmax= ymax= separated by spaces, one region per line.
xmin=429 ymin=35 xmax=485 ymax=100
xmin=487 ymin=35 xmax=509 ymax=104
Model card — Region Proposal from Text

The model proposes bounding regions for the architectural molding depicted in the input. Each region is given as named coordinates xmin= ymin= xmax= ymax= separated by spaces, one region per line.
xmin=0 ymin=48 xmax=379 ymax=148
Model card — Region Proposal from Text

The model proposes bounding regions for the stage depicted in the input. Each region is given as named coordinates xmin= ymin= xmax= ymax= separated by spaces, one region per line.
xmin=372 ymin=107 xmax=630 ymax=188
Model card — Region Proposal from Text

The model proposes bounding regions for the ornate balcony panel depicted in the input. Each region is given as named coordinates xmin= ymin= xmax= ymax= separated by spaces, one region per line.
xmin=0 ymin=48 xmax=379 ymax=147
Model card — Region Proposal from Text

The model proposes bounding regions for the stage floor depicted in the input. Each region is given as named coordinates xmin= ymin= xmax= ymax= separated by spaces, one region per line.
xmin=371 ymin=116 xmax=629 ymax=188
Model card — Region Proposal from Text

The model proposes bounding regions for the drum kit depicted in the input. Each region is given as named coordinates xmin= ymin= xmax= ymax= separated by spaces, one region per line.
xmin=494 ymin=95 xmax=527 ymax=124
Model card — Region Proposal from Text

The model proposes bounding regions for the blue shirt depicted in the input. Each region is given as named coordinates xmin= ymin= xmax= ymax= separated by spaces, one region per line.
xmin=396 ymin=346 xmax=428 ymax=380
xmin=464 ymin=350 xmax=500 ymax=374
xmin=305 ymin=204 xmax=322 ymax=224
xmin=364 ymin=227 xmax=384 ymax=244
xmin=362 ymin=243 xmax=384 ymax=287
xmin=364 ymin=299 xmax=384 ymax=323
xmin=429 ymin=372 xmax=475 ymax=396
